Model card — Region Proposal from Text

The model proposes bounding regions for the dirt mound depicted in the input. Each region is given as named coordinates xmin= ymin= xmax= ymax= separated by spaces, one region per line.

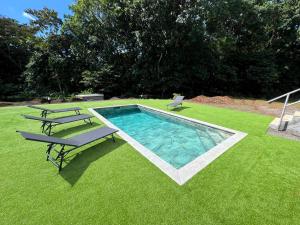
xmin=0 ymin=102 xmax=14 ymax=107
xmin=189 ymin=95 xmax=300 ymax=116
xmin=191 ymin=95 xmax=234 ymax=104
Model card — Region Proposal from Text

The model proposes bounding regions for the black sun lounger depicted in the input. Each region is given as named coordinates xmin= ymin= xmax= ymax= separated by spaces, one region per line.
xmin=17 ymin=127 xmax=118 ymax=171
xmin=23 ymin=114 xmax=94 ymax=135
xmin=28 ymin=105 xmax=82 ymax=117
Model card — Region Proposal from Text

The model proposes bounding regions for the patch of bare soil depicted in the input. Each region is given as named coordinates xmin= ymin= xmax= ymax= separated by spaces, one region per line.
xmin=0 ymin=100 xmax=40 ymax=107
xmin=189 ymin=95 xmax=300 ymax=117
xmin=0 ymin=99 xmax=72 ymax=107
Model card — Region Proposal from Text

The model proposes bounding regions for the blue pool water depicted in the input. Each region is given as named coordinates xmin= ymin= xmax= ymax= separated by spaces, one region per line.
xmin=95 ymin=106 xmax=233 ymax=169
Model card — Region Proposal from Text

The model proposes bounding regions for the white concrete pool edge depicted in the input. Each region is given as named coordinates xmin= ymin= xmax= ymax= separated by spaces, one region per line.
xmin=89 ymin=104 xmax=247 ymax=185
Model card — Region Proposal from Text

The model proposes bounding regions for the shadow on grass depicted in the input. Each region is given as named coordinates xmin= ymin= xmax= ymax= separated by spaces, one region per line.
xmin=170 ymin=106 xmax=191 ymax=112
xmin=60 ymin=137 xmax=126 ymax=186
xmin=53 ymin=122 xmax=101 ymax=138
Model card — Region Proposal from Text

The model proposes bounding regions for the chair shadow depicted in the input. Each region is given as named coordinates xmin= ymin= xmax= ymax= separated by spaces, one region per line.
xmin=53 ymin=122 xmax=101 ymax=138
xmin=59 ymin=137 xmax=126 ymax=186
xmin=170 ymin=106 xmax=191 ymax=112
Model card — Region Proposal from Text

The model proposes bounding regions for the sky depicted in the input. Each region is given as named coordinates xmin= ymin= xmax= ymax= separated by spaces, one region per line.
xmin=0 ymin=0 xmax=75 ymax=23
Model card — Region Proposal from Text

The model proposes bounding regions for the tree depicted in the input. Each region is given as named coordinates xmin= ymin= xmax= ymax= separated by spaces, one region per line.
xmin=5 ymin=0 xmax=300 ymax=99
xmin=23 ymin=8 xmax=79 ymax=97
xmin=0 ymin=16 xmax=35 ymax=99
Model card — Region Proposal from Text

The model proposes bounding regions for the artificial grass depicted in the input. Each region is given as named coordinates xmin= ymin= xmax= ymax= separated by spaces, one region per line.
xmin=1 ymin=99 xmax=300 ymax=225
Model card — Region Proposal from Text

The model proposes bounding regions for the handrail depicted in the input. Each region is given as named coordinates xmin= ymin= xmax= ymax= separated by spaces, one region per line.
xmin=267 ymin=88 xmax=300 ymax=131
xmin=268 ymin=88 xmax=300 ymax=103
xmin=287 ymin=100 xmax=300 ymax=107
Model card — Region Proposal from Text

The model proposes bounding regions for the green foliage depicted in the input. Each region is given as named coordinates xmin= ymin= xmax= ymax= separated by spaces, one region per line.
xmin=64 ymin=0 xmax=300 ymax=98
xmin=25 ymin=8 xmax=63 ymax=37
xmin=79 ymin=88 xmax=94 ymax=94
xmin=1 ymin=0 xmax=300 ymax=99
xmin=22 ymin=8 xmax=82 ymax=97
xmin=0 ymin=17 xmax=35 ymax=99
xmin=80 ymin=64 xmax=115 ymax=93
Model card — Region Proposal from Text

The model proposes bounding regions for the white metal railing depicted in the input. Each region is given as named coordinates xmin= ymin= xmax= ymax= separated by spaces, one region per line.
xmin=268 ymin=88 xmax=300 ymax=131
xmin=287 ymin=100 xmax=300 ymax=107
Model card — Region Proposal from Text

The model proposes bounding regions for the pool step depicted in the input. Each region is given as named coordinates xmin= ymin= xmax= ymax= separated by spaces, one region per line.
xmin=287 ymin=122 xmax=300 ymax=137
xmin=290 ymin=111 xmax=300 ymax=125
xmin=269 ymin=111 xmax=300 ymax=129
xmin=196 ymin=128 xmax=227 ymax=150
xmin=269 ymin=114 xmax=293 ymax=130
xmin=196 ymin=129 xmax=216 ymax=150
xmin=269 ymin=111 xmax=300 ymax=134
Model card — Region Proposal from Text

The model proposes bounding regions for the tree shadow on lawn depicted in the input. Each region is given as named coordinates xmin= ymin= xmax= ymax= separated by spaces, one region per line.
xmin=170 ymin=106 xmax=191 ymax=112
xmin=60 ymin=137 xmax=126 ymax=186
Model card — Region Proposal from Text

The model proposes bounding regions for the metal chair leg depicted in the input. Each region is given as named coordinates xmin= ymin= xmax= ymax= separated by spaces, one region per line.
xmin=59 ymin=154 xmax=64 ymax=172
xmin=56 ymin=145 xmax=65 ymax=160
xmin=46 ymin=124 xmax=53 ymax=136
xmin=46 ymin=143 xmax=54 ymax=161
xmin=57 ymin=145 xmax=65 ymax=172
xmin=41 ymin=121 xmax=47 ymax=133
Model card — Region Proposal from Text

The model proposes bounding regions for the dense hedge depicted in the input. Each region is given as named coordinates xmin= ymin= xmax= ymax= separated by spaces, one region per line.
xmin=1 ymin=0 xmax=300 ymax=100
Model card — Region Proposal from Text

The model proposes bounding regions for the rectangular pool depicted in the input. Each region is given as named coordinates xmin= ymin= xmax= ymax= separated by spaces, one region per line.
xmin=90 ymin=105 xmax=247 ymax=185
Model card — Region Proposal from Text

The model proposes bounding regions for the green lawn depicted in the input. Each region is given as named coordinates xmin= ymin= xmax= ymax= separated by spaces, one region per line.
xmin=1 ymin=99 xmax=300 ymax=225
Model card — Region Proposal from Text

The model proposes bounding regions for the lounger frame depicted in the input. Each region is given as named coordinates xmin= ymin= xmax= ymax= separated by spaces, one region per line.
xmin=167 ymin=96 xmax=185 ymax=109
xmin=28 ymin=105 xmax=81 ymax=118
xmin=17 ymin=127 xmax=118 ymax=171
xmin=23 ymin=114 xmax=93 ymax=135
xmin=45 ymin=134 xmax=115 ymax=171
xmin=42 ymin=117 xmax=93 ymax=135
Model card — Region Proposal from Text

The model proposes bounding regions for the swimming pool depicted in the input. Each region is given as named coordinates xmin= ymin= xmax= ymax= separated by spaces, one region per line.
xmin=90 ymin=105 xmax=247 ymax=185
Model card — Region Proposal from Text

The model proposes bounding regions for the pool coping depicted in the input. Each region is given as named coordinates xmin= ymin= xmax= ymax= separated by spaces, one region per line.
xmin=89 ymin=104 xmax=247 ymax=185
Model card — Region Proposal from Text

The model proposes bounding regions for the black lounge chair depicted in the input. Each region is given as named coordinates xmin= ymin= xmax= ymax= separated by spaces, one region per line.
xmin=28 ymin=105 xmax=81 ymax=117
xmin=22 ymin=114 xmax=94 ymax=135
xmin=167 ymin=96 xmax=185 ymax=109
xmin=17 ymin=127 xmax=118 ymax=171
